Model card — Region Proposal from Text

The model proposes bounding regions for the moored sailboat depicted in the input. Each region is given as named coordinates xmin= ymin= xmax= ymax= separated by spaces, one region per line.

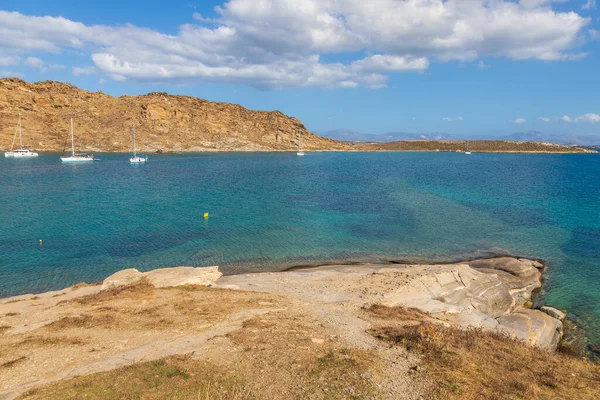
xmin=129 ymin=126 xmax=148 ymax=164
xmin=60 ymin=118 xmax=95 ymax=163
xmin=297 ymin=129 xmax=305 ymax=156
xmin=4 ymin=114 xmax=39 ymax=158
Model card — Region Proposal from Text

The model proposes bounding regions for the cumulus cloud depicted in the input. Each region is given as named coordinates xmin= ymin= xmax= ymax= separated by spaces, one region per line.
xmin=0 ymin=55 xmax=19 ymax=67
xmin=582 ymin=0 xmax=596 ymax=10
xmin=512 ymin=117 xmax=527 ymax=124
xmin=560 ymin=113 xmax=600 ymax=122
xmin=0 ymin=1 xmax=592 ymax=89
xmin=24 ymin=56 xmax=64 ymax=72
xmin=539 ymin=117 xmax=551 ymax=122
xmin=72 ymin=66 xmax=98 ymax=76
xmin=25 ymin=56 xmax=44 ymax=69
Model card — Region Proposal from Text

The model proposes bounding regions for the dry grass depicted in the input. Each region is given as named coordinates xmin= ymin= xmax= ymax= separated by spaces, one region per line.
xmin=19 ymin=355 xmax=253 ymax=400
xmin=1 ymin=356 xmax=27 ymax=369
xmin=369 ymin=306 xmax=600 ymax=400
xmin=70 ymin=279 xmax=155 ymax=305
xmin=15 ymin=336 xmax=87 ymax=347
xmin=46 ymin=314 xmax=118 ymax=330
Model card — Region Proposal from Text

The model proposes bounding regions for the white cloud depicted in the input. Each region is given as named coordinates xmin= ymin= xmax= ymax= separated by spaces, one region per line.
xmin=539 ymin=117 xmax=551 ymax=122
xmin=25 ymin=56 xmax=44 ymax=69
xmin=24 ymin=56 xmax=64 ymax=72
xmin=477 ymin=60 xmax=490 ymax=69
xmin=590 ymin=29 xmax=600 ymax=40
xmin=72 ymin=66 xmax=98 ymax=76
xmin=560 ymin=113 xmax=600 ymax=122
xmin=0 ymin=70 xmax=25 ymax=78
xmin=512 ymin=117 xmax=527 ymax=124
xmin=582 ymin=0 xmax=596 ymax=10
xmin=0 ymin=1 xmax=592 ymax=89
xmin=0 ymin=55 xmax=19 ymax=67
xmin=412 ymin=117 xmax=417 ymax=121
xmin=443 ymin=116 xmax=463 ymax=122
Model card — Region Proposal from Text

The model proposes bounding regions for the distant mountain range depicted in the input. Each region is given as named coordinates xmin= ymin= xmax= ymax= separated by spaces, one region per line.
xmin=318 ymin=129 xmax=600 ymax=146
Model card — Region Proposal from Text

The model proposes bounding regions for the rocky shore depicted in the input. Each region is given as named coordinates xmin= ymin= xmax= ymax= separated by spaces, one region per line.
xmin=0 ymin=257 xmax=590 ymax=399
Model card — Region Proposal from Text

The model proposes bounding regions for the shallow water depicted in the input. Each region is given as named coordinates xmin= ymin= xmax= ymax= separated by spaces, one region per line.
xmin=1 ymin=152 xmax=599 ymax=342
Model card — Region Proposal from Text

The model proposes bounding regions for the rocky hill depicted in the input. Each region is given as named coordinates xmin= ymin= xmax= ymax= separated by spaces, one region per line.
xmin=357 ymin=139 xmax=595 ymax=153
xmin=0 ymin=78 xmax=348 ymax=153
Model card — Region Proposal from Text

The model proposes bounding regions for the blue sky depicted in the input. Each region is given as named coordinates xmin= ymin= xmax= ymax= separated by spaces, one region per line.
xmin=0 ymin=0 xmax=599 ymax=137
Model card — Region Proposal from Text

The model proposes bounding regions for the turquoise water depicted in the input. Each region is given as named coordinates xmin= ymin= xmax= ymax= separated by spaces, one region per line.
xmin=1 ymin=152 xmax=599 ymax=343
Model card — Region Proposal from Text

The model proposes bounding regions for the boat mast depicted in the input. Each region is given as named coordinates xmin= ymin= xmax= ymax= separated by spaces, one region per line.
xmin=132 ymin=126 xmax=136 ymax=157
xmin=19 ymin=114 xmax=22 ymax=149
xmin=298 ymin=129 xmax=301 ymax=152
xmin=70 ymin=118 xmax=75 ymax=156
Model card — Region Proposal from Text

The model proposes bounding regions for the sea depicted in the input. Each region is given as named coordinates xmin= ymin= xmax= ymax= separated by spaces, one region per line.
xmin=1 ymin=152 xmax=599 ymax=345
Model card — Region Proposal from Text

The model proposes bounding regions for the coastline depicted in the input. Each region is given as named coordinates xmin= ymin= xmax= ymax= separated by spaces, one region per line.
xmin=1 ymin=256 xmax=583 ymax=399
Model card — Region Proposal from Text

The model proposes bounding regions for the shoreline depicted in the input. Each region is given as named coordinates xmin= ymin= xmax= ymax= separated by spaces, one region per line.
xmin=0 ymin=257 xmax=591 ymax=399
xmin=2 ymin=149 xmax=597 ymax=154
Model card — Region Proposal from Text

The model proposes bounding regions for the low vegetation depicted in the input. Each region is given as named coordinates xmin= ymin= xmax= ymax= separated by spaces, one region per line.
xmin=358 ymin=140 xmax=593 ymax=153
xmin=369 ymin=305 xmax=600 ymax=400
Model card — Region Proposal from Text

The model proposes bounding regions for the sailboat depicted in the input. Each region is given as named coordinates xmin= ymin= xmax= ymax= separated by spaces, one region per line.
xmin=60 ymin=118 xmax=95 ymax=163
xmin=296 ymin=129 xmax=305 ymax=156
xmin=4 ymin=114 xmax=39 ymax=157
xmin=465 ymin=141 xmax=471 ymax=155
xmin=129 ymin=126 xmax=147 ymax=164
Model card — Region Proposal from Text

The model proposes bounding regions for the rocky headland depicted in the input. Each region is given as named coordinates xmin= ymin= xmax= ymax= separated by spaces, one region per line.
xmin=0 ymin=78 xmax=348 ymax=153
xmin=1 ymin=78 xmax=595 ymax=154
xmin=2 ymin=257 xmax=597 ymax=399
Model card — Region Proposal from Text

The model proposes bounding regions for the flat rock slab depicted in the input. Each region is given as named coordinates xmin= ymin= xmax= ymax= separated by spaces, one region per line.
xmin=101 ymin=266 xmax=222 ymax=290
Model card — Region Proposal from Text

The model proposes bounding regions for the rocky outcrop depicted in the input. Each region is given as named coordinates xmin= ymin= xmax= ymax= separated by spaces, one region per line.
xmin=101 ymin=266 xmax=222 ymax=290
xmin=380 ymin=257 xmax=564 ymax=350
xmin=0 ymin=78 xmax=349 ymax=152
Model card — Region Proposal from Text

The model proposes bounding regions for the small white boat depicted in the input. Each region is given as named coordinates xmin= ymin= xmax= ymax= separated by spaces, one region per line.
xmin=4 ymin=114 xmax=39 ymax=158
xmin=465 ymin=141 xmax=471 ymax=155
xmin=61 ymin=118 xmax=95 ymax=163
xmin=129 ymin=126 xmax=147 ymax=164
xmin=297 ymin=129 xmax=305 ymax=156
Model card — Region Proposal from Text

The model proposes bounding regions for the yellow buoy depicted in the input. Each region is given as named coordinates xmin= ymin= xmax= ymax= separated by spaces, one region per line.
xmin=39 ymin=239 xmax=43 ymax=245
xmin=204 ymin=212 xmax=209 ymax=219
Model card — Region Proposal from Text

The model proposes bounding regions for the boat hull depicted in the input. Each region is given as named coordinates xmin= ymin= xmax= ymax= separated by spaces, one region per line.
xmin=130 ymin=156 xmax=148 ymax=164
xmin=61 ymin=156 xmax=95 ymax=163
xmin=5 ymin=151 xmax=38 ymax=157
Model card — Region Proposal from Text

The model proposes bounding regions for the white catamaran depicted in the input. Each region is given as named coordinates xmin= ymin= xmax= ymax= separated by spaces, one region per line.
xmin=297 ymin=129 xmax=305 ymax=156
xmin=60 ymin=118 xmax=95 ymax=163
xmin=4 ymin=114 xmax=39 ymax=158
xmin=129 ymin=126 xmax=147 ymax=164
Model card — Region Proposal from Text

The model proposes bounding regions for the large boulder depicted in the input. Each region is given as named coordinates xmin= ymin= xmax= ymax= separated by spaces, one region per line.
xmin=497 ymin=309 xmax=563 ymax=350
xmin=101 ymin=268 xmax=143 ymax=291
xmin=101 ymin=266 xmax=222 ymax=290
xmin=143 ymin=266 xmax=222 ymax=288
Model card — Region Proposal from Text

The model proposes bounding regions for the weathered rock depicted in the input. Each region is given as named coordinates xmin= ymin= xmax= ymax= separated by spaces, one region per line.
xmin=143 ymin=266 xmax=222 ymax=288
xmin=497 ymin=309 xmax=563 ymax=350
xmin=539 ymin=306 xmax=567 ymax=323
xmin=101 ymin=266 xmax=222 ymax=290
xmin=380 ymin=258 xmax=563 ymax=349
xmin=101 ymin=268 xmax=143 ymax=291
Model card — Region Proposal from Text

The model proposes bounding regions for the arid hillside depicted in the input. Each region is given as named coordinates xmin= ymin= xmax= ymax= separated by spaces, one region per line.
xmin=0 ymin=78 xmax=348 ymax=153
xmin=356 ymin=140 xmax=595 ymax=153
